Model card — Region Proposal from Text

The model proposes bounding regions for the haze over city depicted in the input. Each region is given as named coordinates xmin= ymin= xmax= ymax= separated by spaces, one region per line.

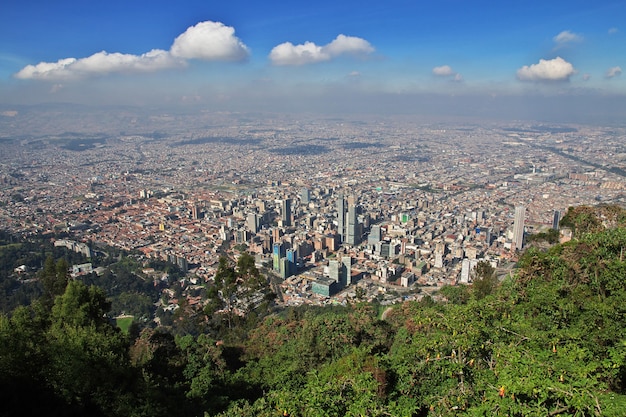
xmin=1 ymin=0 xmax=625 ymax=122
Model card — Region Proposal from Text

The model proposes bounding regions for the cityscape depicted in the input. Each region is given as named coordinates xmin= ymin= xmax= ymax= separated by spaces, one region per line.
xmin=2 ymin=107 xmax=625 ymax=310
xmin=3 ymin=1 xmax=626 ymax=415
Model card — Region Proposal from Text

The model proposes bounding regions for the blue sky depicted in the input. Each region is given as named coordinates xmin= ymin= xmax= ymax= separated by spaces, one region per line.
xmin=1 ymin=0 xmax=625 ymax=121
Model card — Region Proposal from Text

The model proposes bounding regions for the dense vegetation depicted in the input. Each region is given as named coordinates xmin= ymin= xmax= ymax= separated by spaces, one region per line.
xmin=1 ymin=205 xmax=626 ymax=416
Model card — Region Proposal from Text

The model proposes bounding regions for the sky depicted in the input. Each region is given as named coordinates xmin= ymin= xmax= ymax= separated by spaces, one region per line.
xmin=1 ymin=0 xmax=625 ymax=122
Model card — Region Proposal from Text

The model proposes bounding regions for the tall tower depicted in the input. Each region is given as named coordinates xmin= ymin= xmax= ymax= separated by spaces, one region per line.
xmin=368 ymin=224 xmax=382 ymax=245
xmin=434 ymin=242 xmax=445 ymax=268
xmin=301 ymin=188 xmax=311 ymax=204
xmin=281 ymin=199 xmax=292 ymax=227
xmin=341 ymin=256 xmax=352 ymax=287
xmin=336 ymin=195 xmax=346 ymax=244
xmin=273 ymin=242 xmax=284 ymax=271
xmin=286 ymin=248 xmax=296 ymax=277
xmin=552 ymin=210 xmax=561 ymax=230
xmin=345 ymin=195 xmax=359 ymax=246
xmin=247 ymin=212 xmax=259 ymax=233
xmin=328 ymin=260 xmax=340 ymax=283
xmin=513 ymin=205 xmax=526 ymax=250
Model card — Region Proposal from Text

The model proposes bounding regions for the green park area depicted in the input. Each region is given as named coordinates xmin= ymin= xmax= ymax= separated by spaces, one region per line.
xmin=115 ymin=315 xmax=134 ymax=334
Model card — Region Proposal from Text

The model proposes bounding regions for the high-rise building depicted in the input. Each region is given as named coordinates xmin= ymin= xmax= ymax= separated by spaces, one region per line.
xmin=346 ymin=204 xmax=357 ymax=245
xmin=301 ymin=188 xmax=311 ymax=204
xmin=341 ymin=256 xmax=352 ymax=287
xmin=286 ymin=248 xmax=296 ymax=277
xmin=281 ymin=199 xmax=292 ymax=227
xmin=247 ymin=212 xmax=259 ymax=233
xmin=513 ymin=205 xmax=526 ymax=250
xmin=273 ymin=242 xmax=285 ymax=271
xmin=552 ymin=210 xmax=561 ymax=230
xmin=279 ymin=257 xmax=290 ymax=279
xmin=328 ymin=260 xmax=340 ymax=283
xmin=336 ymin=195 xmax=346 ymax=243
xmin=368 ymin=224 xmax=382 ymax=245
xmin=191 ymin=205 xmax=200 ymax=220
xmin=460 ymin=259 xmax=471 ymax=284
xmin=344 ymin=195 xmax=361 ymax=246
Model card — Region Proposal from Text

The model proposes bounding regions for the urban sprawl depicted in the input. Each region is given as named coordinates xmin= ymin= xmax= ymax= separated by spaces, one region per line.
xmin=1 ymin=109 xmax=625 ymax=308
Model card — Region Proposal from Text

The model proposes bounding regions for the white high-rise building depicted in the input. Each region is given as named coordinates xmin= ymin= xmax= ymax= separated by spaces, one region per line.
xmin=513 ymin=205 xmax=526 ymax=250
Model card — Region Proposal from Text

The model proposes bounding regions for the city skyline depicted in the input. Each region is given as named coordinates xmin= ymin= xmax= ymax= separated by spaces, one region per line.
xmin=1 ymin=1 xmax=625 ymax=122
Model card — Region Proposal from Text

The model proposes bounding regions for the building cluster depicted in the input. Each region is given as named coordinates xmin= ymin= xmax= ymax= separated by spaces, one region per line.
xmin=1 ymin=111 xmax=626 ymax=305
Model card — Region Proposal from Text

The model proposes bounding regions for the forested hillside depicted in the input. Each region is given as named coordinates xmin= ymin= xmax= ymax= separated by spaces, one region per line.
xmin=1 ymin=206 xmax=626 ymax=416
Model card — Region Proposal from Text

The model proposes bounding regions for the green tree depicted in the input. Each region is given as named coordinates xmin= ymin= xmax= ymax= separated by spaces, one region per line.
xmin=471 ymin=260 xmax=497 ymax=300
xmin=40 ymin=256 xmax=69 ymax=306
xmin=207 ymin=254 xmax=271 ymax=331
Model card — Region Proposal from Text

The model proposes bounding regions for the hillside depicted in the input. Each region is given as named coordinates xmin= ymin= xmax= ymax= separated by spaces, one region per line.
xmin=1 ymin=205 xmax=626 ymax=416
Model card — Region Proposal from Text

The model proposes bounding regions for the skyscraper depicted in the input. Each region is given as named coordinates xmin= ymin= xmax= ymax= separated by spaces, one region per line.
xmin=336 ymin=195 xmax=346 ymax=243
xmin=341 ymin=256 xmax=352 ymax=287
xmin=281 ymin=199 xmax=292 ymax=227
xmin=273 ymin=242 xmax=284 ymax=271
xmin=247 ymin=212 xmax=259 ymax=233
xmin=346 ymin=203 xmax=358 ymax=245
xmin=191 ymin=205 xmax=200 ymax=220
xmin=513 ymin=205 xmax=525 ymax=250
xmin=328 ymin=259 xmax=340 ymax=283
xmin=301 ymin=187 xmax=310 ymax=204
xmin=552 ymin=210 xmax=560 ymax=230
xmin=345 ymin=196 xmax=361 ymax=245
xmin=286 ymin=248 xmax=296 ymax=277
xmin=368 ymin=224 xmax=382 ymax=245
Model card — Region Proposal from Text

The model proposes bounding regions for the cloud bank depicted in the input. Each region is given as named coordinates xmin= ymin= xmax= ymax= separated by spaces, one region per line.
xmin=516 ymin=57 xmax=575 ymax=82
xmin=15 ymin=21 xmax=249 ymax=80
xmin=269 ymin=34 xmax=374 ymax=66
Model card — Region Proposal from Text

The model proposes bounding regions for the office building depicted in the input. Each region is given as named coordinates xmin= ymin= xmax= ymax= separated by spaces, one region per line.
xmin=301 ymin=188 xmax=311 ymax=204
xmin=346 ymin=197 xmax=359 ymax=246
xmin=273 ymin=242 xmax=285 ymax=271
xmin=552 ymin=210 xmax=560 ymax=230
xmin=247 ymin=212 xmax=259 ymax=233
xmin=328 ymin=259 xmax=340 ymax=282
xmin=336 ymin=195 xmax=346 ymax=243
xmin=341 ymin=256 xmax=352 ymax=287
xmin=368 ymin=224 xmax=382 ymax=245
xmin=281 ymin=199 xmax=292 ymax=227
xmin=513 ymin=205 xmax=525 ymax=250
xmin=286 ymin=248 xmax=296 ymax=277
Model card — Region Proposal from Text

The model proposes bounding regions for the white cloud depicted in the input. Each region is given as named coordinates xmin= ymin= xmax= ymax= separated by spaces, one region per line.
xmin=15 ymin=20 xmax=248 ymax=80
xmin=15 ymin=58 xmax=77 ymax=80
xmin=432 ymin=65 xmax=455 ymax=76
xmin=170 ymin=21 xmax=249 ymax=61
xmin=608 ymin=27 xmax=619 ymax=35
xmin=270 ymin=41 xmax=327 ymax=66
xmin=553 ymin=30 xmax=582 ymax=45
xmin=432 ymin=65 xmax=463 ymax=82
xmin=269 ymin=34 xmax=374 ymax=66
xmin=324 ymin=34 xmax=374 ymax=56
xmin=516 ymin=57 xmax=576 ymax=82
xmin=582 ymin=73 xmax=591 ymax=81
xmin=15 ymin=49 xmax=182 ymax=80
xmin=606 ymin=66 xmax=622 ymax=78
